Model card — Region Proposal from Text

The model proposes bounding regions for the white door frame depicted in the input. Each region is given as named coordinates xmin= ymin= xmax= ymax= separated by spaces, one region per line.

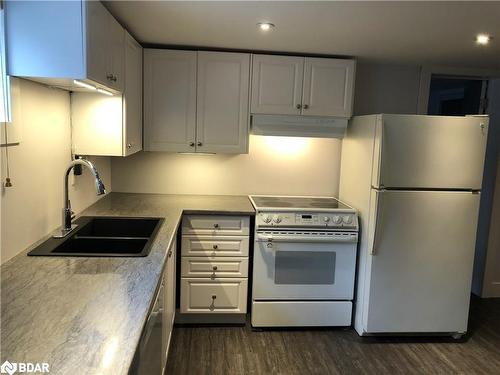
xmin=417 ymin=65 xmax=500 ymax=114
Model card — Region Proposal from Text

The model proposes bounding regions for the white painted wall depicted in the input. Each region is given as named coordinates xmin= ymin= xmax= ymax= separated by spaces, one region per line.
xmin=112 ymin=135 xmax=341 ymax=196
xmin=473 ymin=78 xmax=500 ymax=297
xmin=353 ymin=62 xmax=421 ymax=116
xmin=0 ymin=78 xmax=111 ymax=264
xmin=112 ymin=62 xmax=421 ymax=197
xmin=482 ymin=157 xmax=500 ymax=297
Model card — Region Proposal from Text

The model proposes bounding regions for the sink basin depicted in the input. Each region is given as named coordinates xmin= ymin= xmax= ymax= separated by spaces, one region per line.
xmin=28 ymin=216 xmax=164 ymax=257
xmin=75 ymin=217 xmax=161 ymax=238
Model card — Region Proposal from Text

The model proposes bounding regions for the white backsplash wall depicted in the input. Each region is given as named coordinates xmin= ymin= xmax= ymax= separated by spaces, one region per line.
xmin=0 ymin=78 xmax=111 ymax=264
xmin=112 ymin=135 xmax=341 ymax=196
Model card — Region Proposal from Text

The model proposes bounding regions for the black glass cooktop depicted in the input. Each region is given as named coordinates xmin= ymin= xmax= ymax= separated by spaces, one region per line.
xmin=250 ymin=196 xmax=350 ymax=210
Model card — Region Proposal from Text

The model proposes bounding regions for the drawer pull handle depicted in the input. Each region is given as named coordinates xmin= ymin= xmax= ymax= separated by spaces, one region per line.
xmin=168 ymin=250 xmax=173 ymax=258
xmin=213 ymin=266 xmax=218 ymax=271
xmin=210 ymin=295 xmax=216 ymax=311
xmin=213 ymin=244 xmax=218 ymax=250
xmin=214 ymin=223 xmax=219 ymax=229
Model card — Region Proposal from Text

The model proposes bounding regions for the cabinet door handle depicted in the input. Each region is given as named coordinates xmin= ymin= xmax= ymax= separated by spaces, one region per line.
xmin=106 ymin=73 xmax=114 ymax=80
xmin=197 ymin=141 xmax=203 ymax=147
xmin=168 ymin=250 xmax=172 ymax=258
xmin=210 ymin=295 xmax=216 ymax=310
xmin=303 ymin=104 xmax=309 ymax=109
xmin=296 ymin=104 xmax=302 ymax=109
xmin=127 ymin=143 xmax=133 ymax=149
xmin=189 ymin=142 xmax=195 ymax=147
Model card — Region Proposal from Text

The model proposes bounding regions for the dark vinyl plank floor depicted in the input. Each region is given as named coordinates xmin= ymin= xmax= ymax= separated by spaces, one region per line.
xmin=166 ymin=297 xmax=500 ymax=375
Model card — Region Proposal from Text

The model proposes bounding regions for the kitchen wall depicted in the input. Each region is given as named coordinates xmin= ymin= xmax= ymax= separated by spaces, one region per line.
xmin=473 ymin=78 xmax=500 ymax=297
xmin=482 ymin=156 xmax=500 ymax=297
xmin=0 ymin=78 xmax=111 ymax=264
xmin=353 ymin=62 xmax=421 ymax=115
xmin=112 ymin=61 xmax=421 ymax=196
xmin=112 ymin=136 xmax=342 ymax=196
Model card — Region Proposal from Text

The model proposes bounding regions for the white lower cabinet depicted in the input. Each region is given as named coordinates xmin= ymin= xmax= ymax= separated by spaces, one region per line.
xmin=162 ymin=240 xmax=176 ymax=369
xmin=181 ymin=257 xmax=249 ymax=278
xmin=181 ymin=278 xmax=248 ymax=314
xmin=180 ymin=215 xmax=250 ymax=320
xmin=181 ymin=236 xmax=249 ymax=257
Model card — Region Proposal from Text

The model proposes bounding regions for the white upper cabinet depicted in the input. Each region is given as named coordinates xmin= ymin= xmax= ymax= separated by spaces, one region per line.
xmin=6 ymin=0 xmax=125 ymax=93
xmin=302 ymin=58 xmax=355 ymax=117
xmin=71 ymin=31 xmax=142 ymax=157
xmin=144 ymin=49 xmax=197 ymax=152
xmin=144 ymin=50 xmax=250 ymax=154
xmin=250 ymin=54 xmax=355 ymax=118
xmin=251 ymin=55 xmax=304 ymax=115
xmin=196 ymin=52 xmax=250 ymax=154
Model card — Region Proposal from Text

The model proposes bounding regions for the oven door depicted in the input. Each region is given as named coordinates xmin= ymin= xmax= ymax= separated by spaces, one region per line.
xmin=253 ymin=231 xmax=357 ymax=300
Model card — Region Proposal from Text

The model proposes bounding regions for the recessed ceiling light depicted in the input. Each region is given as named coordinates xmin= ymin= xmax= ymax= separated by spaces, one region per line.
xmin=257 ymin=22 xmax=275 ymax=31
xmin=476 ymin=34 xmax=492 ymax=45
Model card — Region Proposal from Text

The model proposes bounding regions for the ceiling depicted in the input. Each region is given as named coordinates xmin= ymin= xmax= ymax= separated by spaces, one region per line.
xmin=105 ymin=1 xmax=500 ymax=70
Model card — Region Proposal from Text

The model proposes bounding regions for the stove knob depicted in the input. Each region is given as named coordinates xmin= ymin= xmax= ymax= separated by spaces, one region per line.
xmin=332 ymin=215 xmax=342 ymax=224
xmin=262 ymin=215 xmax=272 ymax=223
xmin=324 ymin=216 xmax=330 ymax=223
xmin=343 ymin=215 xmax=353 ymax=224
xmin=273 ymin=216 xmax=282 ymax=224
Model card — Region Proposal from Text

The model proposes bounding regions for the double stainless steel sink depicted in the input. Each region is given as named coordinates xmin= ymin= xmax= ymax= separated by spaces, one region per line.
xmin=28 ymin=216 xmax=164 ymax=257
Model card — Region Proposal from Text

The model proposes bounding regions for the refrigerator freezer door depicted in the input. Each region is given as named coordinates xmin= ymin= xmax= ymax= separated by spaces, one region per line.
xmin=372 ymin=115 xmax=488 ymax=190
xmin=364 ymin=190 xmax=480 ymax=334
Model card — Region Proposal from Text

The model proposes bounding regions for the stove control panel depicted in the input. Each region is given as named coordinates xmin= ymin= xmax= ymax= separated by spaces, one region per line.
xmin=256 ymin=212 xmax=358 ymax=230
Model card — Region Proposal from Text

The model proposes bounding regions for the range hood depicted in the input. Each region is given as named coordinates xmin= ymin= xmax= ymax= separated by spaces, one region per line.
xmin=251 ymin=115 xmax=348 ymax=139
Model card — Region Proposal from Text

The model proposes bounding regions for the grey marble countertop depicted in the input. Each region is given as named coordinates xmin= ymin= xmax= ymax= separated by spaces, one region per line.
xmin=0 ymin=193 xmax=254 ymax=375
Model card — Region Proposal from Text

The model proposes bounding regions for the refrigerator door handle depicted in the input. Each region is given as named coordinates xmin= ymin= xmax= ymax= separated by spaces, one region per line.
xmin=369 ymin=190 xmax=384 ymax=255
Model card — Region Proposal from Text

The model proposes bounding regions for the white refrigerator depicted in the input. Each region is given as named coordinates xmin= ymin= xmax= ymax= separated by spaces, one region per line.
xmin=339 ymin=114 xmax=489 ymax=337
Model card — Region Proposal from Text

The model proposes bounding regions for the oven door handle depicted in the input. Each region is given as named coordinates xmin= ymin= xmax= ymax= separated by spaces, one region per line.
xmin=256 ymin=233 xmax=358 ymax=244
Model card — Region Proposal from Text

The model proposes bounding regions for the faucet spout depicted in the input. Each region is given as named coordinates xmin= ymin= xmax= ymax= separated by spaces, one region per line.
xmin=55 ymin=158 xmax=106 ymax=238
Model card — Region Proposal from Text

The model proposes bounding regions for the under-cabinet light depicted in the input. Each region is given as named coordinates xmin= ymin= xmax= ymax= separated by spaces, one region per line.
xmin=97 ymin=88 xmax=113 ymax=96
xmin=73 ymin=80 xmax=96 ymax=90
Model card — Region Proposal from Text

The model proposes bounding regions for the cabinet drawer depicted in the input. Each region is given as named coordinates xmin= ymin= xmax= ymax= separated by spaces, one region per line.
xmin=182 ymin=215 xmax=250 ymax=235
xmin=181 ymin=257 xmax=249 ymax=278
xmin=181 ymin=236 xmax=249 ymax=257
xmin=180 ymin=278 xmax=248 ymax=314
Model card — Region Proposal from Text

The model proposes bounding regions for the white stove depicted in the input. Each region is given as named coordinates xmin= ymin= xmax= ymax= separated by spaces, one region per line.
xmin=249 ymin=195 xmax=359 ymax=328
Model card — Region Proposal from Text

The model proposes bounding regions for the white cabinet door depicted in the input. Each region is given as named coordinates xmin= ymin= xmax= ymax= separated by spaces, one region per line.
xmin=251 ymin=54 xmax=304 ymax=115
xmin=144 ymin=49 xmax=197 ymax=152
xmin=107 ymin=14 xmax=125 ymax=91
xmin=302 ymin=57 xmax=355 ymax=117
xmin=86 ymin=1 xmax=124 ymax=91
xmin=181 ymin=236 xmax=250 ymax=257
xmin=181 ymin=278 xmax=248 ymax=314
xmin=163 ymin=241 xmax=176 ymax=367
xmin=182 ymin=215 xmax=250 ymax=236
xmin=123 ymin=32 xmax=142 ymax=156
xmin=196 ymin=51 xmax=250 ymax=154
xmin=86 ymin=0 xmax=108 ymax=86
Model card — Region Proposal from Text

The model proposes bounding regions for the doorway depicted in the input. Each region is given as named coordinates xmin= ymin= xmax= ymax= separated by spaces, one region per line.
xmin=427 ymin=75 xmax=488 ymax=116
